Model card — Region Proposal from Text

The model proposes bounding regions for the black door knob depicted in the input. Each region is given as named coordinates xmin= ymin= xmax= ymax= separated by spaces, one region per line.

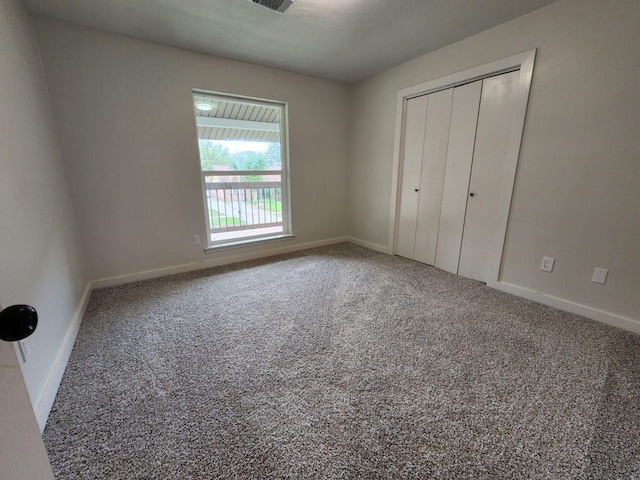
xmin=469 ymin=192 xmax=475 ymax=197
xmin=0 ymin=305 xmax=38 ymax=342
xmin=414 ymin=189 xmax=419 ymax=192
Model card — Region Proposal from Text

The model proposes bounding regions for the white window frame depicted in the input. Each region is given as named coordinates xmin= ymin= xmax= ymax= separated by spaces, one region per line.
xmin=192 ymin=90 xmax=294 ymax=251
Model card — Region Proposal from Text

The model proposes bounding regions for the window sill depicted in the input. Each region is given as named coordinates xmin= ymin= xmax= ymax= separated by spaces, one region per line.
xmin=204 ymin=233 xmax=295 ymax=253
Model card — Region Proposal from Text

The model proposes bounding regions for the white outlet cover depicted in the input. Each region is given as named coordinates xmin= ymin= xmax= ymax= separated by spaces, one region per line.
xmin=193 ymin=235 xmax=201 ymax=246
xmin=540 ymin=256 xmax=555 ymax=272
xmin=592 ymin=267 xmax=608 ymax=285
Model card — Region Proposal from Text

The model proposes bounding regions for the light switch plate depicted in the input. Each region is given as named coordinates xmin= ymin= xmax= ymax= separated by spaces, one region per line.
xmin=540 ymin=256 xmax=555 ymax=272
xmin=592 ymin=267 xmax=608 ymax=285
xmin=193 ymin=235 xmax=201 ymax=246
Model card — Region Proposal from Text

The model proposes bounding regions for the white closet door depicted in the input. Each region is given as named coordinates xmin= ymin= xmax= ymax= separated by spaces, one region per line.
xmin=414 ymin=88 xmax=453 ymax=265
xmin=396 ymin=95 xmax=429 ymax=259
xmin=458 ymin=71 xmax=519 ymax=282
xmin=434 ymin=80 xmax=482 ymax=273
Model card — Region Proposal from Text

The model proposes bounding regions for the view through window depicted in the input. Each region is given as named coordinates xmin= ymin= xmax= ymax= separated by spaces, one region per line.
xmin=192 ymin=92 xmax=290 ymax=246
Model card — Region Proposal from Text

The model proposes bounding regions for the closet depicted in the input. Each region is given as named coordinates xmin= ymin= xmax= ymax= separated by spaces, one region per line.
xmin=396 ymin=70 xmax=518 ymax=283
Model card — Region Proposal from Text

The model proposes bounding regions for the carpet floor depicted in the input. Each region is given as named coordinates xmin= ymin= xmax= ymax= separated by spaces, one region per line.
xmin=43 ymin=243 xmax=640 ymax=479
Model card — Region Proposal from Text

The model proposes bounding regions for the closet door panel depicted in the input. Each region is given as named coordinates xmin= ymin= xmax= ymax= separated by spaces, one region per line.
xmin=396 ymin=95 xmax=429 ymax=259
xmin=459 ymin=71 xmax=518 ymax=282
xmin=414 ymin=88 xmax=453 ymax=265
xmin=434 ymin=80 xmax=482 ymax=274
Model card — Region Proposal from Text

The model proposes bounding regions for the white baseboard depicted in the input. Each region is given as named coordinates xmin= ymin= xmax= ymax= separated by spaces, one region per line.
xmin=346 ymin=236 xmax=389 ymax=254
xmin=35 ymin=282 xmax=92 ymax=432
xmin=492 ymin=280 xmax=640 ymax=335
xmin=90 ymin=236 xmax=350 ymax=290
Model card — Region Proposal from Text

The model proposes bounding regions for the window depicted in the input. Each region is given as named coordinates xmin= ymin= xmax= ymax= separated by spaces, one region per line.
xmin=192 ymin=91 xmax=291 ymax=248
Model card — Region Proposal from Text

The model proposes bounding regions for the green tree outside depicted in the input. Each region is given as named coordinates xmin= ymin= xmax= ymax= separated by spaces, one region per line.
xmin=198 ymin=141 xmax=234 ymax=170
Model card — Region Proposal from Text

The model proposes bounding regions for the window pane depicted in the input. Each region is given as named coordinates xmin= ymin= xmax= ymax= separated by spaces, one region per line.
xmin=193 ymin=91 xmax=289 ymax=246
xmin=203 ymin=174 xmax=283 ymax=241
xmin=198 ymin=140 xmax=282 ymax=172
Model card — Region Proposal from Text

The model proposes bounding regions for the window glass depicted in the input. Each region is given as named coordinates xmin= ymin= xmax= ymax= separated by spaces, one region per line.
xmin=193 ymin=92 xmax=290 ymax=245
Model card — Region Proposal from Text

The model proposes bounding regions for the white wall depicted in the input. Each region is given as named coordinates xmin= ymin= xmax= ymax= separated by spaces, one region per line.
xmin=0 ymin=0 xmax=87 ymax=429
xmin=33 ymin=18 xmax=351 ymax=282
xmin=349 ymin=0 xmax=640 ymax=324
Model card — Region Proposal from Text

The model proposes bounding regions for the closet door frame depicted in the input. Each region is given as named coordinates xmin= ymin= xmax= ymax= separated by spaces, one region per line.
xmin=389 ymin=49 xmax=536 ymax=286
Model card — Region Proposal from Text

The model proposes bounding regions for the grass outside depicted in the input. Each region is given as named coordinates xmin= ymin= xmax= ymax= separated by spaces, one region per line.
xmin=258 ymin=200 xmax=282 ymax=213
xmin=210 ymin=211 xmax=243 ymax=228
xmin=209 ymin=199 xmax=281 ymax=231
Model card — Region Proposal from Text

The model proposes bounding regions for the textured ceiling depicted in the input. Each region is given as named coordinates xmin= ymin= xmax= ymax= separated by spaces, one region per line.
xmin=21 ymin=0 xmax=559 ymax=83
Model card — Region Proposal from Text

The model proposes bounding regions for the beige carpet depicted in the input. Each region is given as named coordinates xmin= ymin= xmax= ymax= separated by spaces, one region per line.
xmin=43 ymin=243 xmax=640 ymax=479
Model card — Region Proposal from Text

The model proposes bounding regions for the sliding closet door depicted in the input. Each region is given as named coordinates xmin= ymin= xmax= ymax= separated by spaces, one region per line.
xmin=433 ymin=80 xmax=482 ymax=273
xmin=396 ymin=69 xmax=520 ymax=281
xmin=397 ymin=89 xmax=453 ymax=263
xmin=458 ymin=71 xmax=519 ymax=282
xmin=396 ymin=95 xmax=428 ymax=259
xmin=413 ymin=88 xmax=453 ymax=265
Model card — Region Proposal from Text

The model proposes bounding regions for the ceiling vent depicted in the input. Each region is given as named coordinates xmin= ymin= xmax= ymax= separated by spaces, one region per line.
xmin=251 ymin=0 xmax=294 ymax=14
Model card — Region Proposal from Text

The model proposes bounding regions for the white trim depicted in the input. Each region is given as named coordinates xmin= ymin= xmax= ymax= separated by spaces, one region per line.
xmin=196 ymin=116 xmax=278 ymax=131
xmin=489 ymin=279 xmax=640 ymax=335
xmin=280 ymin=103 xmax=293 ymax=239
xmin=90 ymin=236 xmax=349 ymax=290
xmin=35 ymin=282 xmax=92 ymax=432
xmin=395 ymin=50 xmax=534 ymax=102
xmin=388 ymin=50 xmax=536 ymax=287
xmin=205 ymin=233 xmax=295 ymax=252
xmin=192 ymin=89 xmax=285 ymax=109
xmin=388 ymin=85 xmax=407 ymax=253
xmin=202 ymin=169 xmax=283 ymax=177
xmin=91 ymin=262 xmax=199 ymax=290
xmin=492 ymin=52 xmax=536 ymax=283
xmin=346 ymin=236 xmax=389 ymax=254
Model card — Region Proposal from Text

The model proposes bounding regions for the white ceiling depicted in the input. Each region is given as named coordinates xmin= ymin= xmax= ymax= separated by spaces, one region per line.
xmin=21 ymin=0 xmax=558 ymax=84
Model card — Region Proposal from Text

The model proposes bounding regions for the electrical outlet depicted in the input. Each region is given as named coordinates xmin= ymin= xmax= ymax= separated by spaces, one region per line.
xmin=592 ymin=267 xmax=608 ymax=285
xmin=18 ymin=340 xmax=31 ymax=363
xmin=193 ymin=235 xmax=201 ymax=246
xmin=540 ymin=256 xmax=555 ymax=272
